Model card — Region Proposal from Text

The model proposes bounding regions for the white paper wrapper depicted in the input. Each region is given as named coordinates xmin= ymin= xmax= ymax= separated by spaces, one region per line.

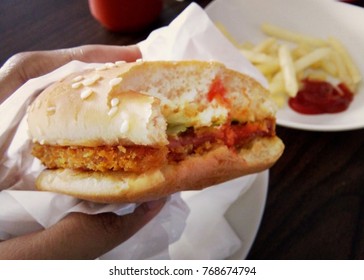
xmin=138 ymin=3 xmax=267 ymax=87
xmin=0 ymin=3 xmax=267 ymax=259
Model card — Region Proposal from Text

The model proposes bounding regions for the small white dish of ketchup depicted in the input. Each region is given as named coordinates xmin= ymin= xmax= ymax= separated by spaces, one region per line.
xmin=206 ymin=0 xmax=364 ymax=131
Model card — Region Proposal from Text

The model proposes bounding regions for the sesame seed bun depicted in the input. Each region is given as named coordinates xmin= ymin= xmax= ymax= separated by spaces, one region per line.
xmin=28 ymin=60 xmax=284 ymax=203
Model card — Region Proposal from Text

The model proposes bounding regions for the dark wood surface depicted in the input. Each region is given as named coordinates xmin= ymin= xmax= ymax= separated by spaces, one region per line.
xmin=1 ymin=0 xmax=364 ymax=260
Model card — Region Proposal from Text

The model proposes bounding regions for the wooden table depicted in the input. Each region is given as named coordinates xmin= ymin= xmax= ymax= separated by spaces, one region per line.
xmin=1 ymin=0 xmax=364 ymax=259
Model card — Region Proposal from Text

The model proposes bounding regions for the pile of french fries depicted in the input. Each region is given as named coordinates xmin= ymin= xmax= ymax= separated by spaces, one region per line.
xmin=217 ymin=22 xmax=362 ymax=107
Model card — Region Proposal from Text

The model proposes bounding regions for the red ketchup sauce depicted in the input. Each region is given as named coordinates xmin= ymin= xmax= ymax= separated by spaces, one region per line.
xmin=207 ymin=77 xmax=229 ymax=106
xmin=288 ymin=79 xmax=354 ymax=114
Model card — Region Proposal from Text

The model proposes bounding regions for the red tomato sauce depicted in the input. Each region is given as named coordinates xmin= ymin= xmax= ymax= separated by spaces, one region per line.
xmin=168 ymin=119 xmax=274 ymax=151
xmin=288 ymin=79 xmax=354 ymax=114
xmin=207 ymin=77 xmax=229 ymax=106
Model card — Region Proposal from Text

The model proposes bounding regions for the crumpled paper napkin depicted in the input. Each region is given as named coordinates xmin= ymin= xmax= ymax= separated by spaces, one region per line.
xmin=0 ymin=3 xmax=267 ymax=259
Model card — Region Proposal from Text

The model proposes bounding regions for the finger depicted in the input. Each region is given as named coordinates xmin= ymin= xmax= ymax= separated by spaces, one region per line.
xmin=0 ymin=45 xmax=142 ymax=104
xmin=58 ymin=44 xmax=142 ymax=64
xmin=0 ymin=198 xmax=166 ymax=260
xmin=22 ymin=45 xmax=141 ymax=80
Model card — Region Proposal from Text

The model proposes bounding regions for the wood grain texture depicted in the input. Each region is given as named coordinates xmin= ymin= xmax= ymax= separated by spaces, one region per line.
xmin=247 ymin=127 xmax=364 ymax=259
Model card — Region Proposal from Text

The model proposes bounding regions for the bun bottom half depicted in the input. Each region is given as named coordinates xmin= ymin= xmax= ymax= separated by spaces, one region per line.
xmin=35 ymin=137 xmax=284 ymax=203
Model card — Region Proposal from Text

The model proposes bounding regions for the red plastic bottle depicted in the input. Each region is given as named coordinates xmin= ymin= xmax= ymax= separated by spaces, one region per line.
xmin=88 ymin=0 xmax=163 ymax=32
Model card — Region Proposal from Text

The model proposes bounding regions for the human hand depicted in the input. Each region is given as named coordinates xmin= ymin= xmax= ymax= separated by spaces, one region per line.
xmin=0 ymin=200 xmax=166 ymax=259
xmin=0 ymin=44 xmax=141 ymax=104
xmin=0 ymin=44 xmax=166 ymax=259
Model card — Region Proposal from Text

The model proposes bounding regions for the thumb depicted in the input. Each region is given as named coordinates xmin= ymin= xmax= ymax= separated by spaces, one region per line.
xmin=0 ymin=44 xmax=141 ymax=104
xmin=0 ymin=198 xmax=166 ymax=259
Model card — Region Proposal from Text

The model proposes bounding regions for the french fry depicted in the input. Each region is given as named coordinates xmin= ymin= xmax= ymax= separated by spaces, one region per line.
xmin=294 ymin=47 xmax=331 ymax=72
xmin=253 ymin=37 xmax=277 ymax=53
xmin=291 ymin=45 xmax=311 ymax=60
xmin=278 ymin=45 xmax=298 ymax=97
xmin=240 ymin=49 xmax=277 ymax=64
xmin=271 ymin=92 xmax=287 ymax=108
xmin=320 ymin=59 xmax=338 ymax=77
xmin=328 ymin=37 xmax=361 ymax=84
xmin=256 ymin=61 xmax=280 ymax=76
xmin=216 ymin=21 xmax=362 ymax=107
xmin=305 ymin=70 xmax=328 ymax=81
xmin=269 ymin=74 xmax=285 ymax=96
xmin=239 ymin=41 xmax=255 ymax=50
xmin=331 ymin=51 xmax=354 ymax=91
xmin=261 ymin=23 xmax=327 ymax=47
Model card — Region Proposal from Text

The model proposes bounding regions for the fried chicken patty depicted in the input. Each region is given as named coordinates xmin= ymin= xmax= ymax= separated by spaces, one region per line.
xmin=32 ymin=144 xmax=168 ymax=173
xmin=32 ymin=119 xmax=275 ymax=174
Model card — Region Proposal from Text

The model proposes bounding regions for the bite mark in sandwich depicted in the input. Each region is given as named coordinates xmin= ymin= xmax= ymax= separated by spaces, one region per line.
xmin=27 ymin=60 xmax=284 ymax=203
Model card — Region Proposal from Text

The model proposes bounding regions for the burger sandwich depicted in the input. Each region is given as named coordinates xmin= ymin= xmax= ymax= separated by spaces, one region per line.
xmin=27 ymin=60 xmax=284 ymax=203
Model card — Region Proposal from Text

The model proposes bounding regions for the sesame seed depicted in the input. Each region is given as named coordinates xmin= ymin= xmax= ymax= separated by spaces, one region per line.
xmin=111 ymin=98 xmax=119 ymax=107
xmin=105 ymin=62 xmax=116 ymax=69
xmin=92 ymin=74 xmax=101 ymax=80
xmin=82 ymin=74 xmax=101 ymax=86
xmin=71 ymin=82 xmax=82 ymax=89
xmin=82 ymin=79 xmax=93 ymax=86
xmin=72 ymin=75 xmax=84 ymax=82
xmin=120 ymin=119 xmax=129 ymax=133
xmin=80 ymin=88 xmax=93 ymax=100
xmin=39 ymin=139 xmax=45 ymax=145
xmin=109 ymin=77 xmax=122 ymax=87
xmin=115 ymin=61 xmax=126 ymax=66
xmin=46 ymin=106 xmax=56 ymax=113
xmin=95 ymin=65 xmax=107 ymax=71
xmin=107 ymin=107 xmax=118 ymax=117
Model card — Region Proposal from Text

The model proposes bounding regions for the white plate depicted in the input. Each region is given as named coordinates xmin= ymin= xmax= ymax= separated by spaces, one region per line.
xmin=169 ymin=171 xmax=267 ymax=259
xmin=205 ymin=0 xmax=364 ymax=131
xmin=225 ymin=171 xmax=268 ymax=259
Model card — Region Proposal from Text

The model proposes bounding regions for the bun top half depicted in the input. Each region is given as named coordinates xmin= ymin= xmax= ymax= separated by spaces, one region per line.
xmin=27 ymin=60 xmax=277 ymax=147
